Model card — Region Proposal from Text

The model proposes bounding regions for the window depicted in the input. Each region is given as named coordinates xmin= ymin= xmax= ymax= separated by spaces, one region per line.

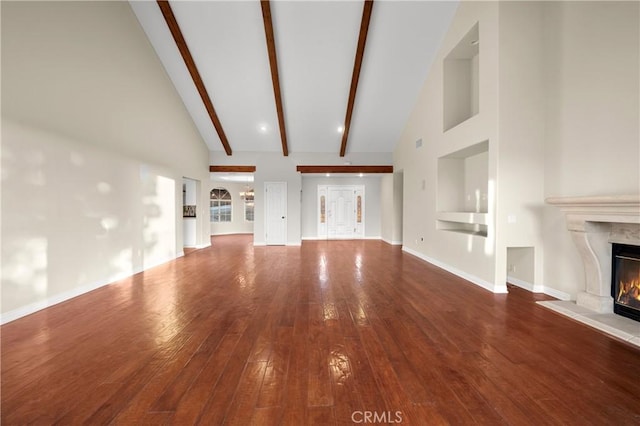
xmin=210 ymin=188 xmax=231 ymax=222
xmin=242 ymin=188 xmax=254 ymax=222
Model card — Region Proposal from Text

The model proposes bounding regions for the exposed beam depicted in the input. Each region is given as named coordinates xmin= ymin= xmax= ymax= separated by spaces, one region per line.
xmin=260 ymin=0 xmax=289 ymax=157
xmin=340 ymin=0 xmax=374 ymax=157
xmin=209 ymin=166 xmax=257 ymax=173
xmin=296 ymin=165 xmax=392 ymax=174
xmin=157 ymin=0 xmax=233 ymax=156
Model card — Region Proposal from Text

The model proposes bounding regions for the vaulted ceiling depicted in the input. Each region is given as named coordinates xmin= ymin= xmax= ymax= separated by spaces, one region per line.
xmin=130 ymin=0 xmax=458 ymax=157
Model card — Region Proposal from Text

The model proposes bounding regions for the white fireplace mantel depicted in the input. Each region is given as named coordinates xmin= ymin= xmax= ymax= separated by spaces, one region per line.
xmin=546 ymin=195 xmax=640 ymax=313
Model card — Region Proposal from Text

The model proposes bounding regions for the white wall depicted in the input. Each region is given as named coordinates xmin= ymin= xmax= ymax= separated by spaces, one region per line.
xmin=496 ymin=1 xmax=546 ymax=292
xmin=541 ymin=1 xmax=640 ymax=297
xmin=380 ymin=172 xmax=403 ymax=245
xmin=301 ymin=176 xmax=382 ymax=239
xmin=394 ymin=1 xmax=639 ymax=298
xmin=208 ymin=180 xmax=254 ymax=235
xmin=392 ymin=172 xmax=404 ymax=244
xmin=1 ymin=2 xmax=210 ymax=322
xmin=395 ymin=1 xmax=501 ymax=292
xmin=381 ymin=174 xmax=394 ymax=243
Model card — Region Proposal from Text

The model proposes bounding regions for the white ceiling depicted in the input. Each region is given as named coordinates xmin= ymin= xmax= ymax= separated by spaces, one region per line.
xmin=130 ymin=0 xmax=458 ymax=157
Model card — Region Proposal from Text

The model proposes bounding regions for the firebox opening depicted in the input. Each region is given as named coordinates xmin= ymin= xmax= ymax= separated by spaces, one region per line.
xmin=611 ymin=243 xmax=640 ymax=322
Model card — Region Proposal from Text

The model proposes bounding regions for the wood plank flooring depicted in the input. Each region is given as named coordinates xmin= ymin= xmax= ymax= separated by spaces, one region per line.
xmin=2 ymin=235 xmax=640 ymax=425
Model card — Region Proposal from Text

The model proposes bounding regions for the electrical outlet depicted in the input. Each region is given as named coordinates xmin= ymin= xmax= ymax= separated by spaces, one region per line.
xmin=508 ymin=264 xmax=516 ymax=273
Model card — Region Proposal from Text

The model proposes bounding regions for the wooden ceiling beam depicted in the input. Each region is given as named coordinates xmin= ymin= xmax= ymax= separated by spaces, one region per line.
xmin=209 ymin=165 xmax=257 ymax=173
xmin=296 ymin=165 xmax=392 ymax=174
xmin=260 ymin=0 xmax=289 ymax=157
xmin=340 ymin=0 xmax=374 ymax=157
xmin=157 ymin=0 xmax=233 ymax=156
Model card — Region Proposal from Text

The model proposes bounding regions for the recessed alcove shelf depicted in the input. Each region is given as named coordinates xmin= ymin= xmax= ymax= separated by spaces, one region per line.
xmin=443 ymin=22 xmax=479 ymax=131
xmin=436 ymin=211 xmax=488 ymax=225
xmin=437 ymin=140 xmax=489 ymax=237
xmin=437 ymin=220 xmax=488 ymax=237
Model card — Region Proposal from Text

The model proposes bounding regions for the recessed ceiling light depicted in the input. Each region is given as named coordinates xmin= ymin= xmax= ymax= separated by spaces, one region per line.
xmin=337 ymin=126 xmax=344 ymax=133
xmin=359 ymin=173 xmax=364 ymax=177
xmin=326 ymin=173 xmax=331 ymax=177
xmin=259 ymin=124 xmax=268 ymax=133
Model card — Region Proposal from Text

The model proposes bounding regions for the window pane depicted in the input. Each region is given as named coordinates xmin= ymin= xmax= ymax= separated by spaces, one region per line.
xmin=211 ymin=205 xmax=221 ymax=222
xmin=211 ymin=188 xmax=231 ymax=201
xmin=245 ymin=202 xmax=254 ymax=222
xmin=219 ymin=200 xmax=231 ymax=222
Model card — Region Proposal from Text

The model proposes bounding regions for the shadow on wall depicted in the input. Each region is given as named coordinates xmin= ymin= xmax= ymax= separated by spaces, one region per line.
xmin=1 ymin=120 xmax=176 ymax=318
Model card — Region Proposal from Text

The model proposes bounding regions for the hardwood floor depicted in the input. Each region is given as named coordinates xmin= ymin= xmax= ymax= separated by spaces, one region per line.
xmin=2 ymin=235 xmax=639 ymax=425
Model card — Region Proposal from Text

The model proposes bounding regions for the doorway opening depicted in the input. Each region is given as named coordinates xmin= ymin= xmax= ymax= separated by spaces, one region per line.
xmin=182 ymin=177 xmax=199 ymax=254
xmin=209 ymin=172 xmax=255 ymax=240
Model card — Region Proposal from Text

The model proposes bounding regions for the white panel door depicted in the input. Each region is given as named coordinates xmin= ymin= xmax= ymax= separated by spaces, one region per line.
xmin=328 ymin=187 xmax=355 ymax=239
xmin=265 ymin=182 xmax=287 ymax=245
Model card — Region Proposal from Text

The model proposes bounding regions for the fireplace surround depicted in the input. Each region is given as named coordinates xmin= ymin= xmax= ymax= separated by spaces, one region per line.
xmin=544 ymin=195 xmax=640 ymax=346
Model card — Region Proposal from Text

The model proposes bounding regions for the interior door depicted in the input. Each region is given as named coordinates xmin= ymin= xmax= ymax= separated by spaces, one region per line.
xmin=328 ymin=187 xmax=355 ymax=239
xmin=265 ymin=182 xmax=287 ymax=245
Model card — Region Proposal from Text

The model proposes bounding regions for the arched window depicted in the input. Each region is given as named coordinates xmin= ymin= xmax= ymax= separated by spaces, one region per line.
xmin=210 ymin=188 xmax=232 ymax=222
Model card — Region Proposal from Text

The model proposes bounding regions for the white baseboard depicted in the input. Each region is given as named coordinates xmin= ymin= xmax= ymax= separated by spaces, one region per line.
xmin=1 ymin=254 xmax=178 ymax=325
xmin=196 ymin=242 xmax=211 ymax=249
xmin=506 ymin=276 xmax=571 ymax=300
xmin=507 ymin=276 xmax=543 ymax=292
xmin=402 ymin=247 xmax=507 ymax=294
xmin=382 ymin=238 xmax=403 ymax=246
xmin=302 ymin=236 xmax=383 ymax=241
xmin=507 ymin=276 xmax=571 ymax=300
xmin=0 ymin=267 xmax=145 ymax=325
xmin=543 ymin=286 xmax=572 ymax=301
xmin=253 ymin=241 xmax=302 ymax=246
xmin=177 ymin=250 xmax=185 ymax=258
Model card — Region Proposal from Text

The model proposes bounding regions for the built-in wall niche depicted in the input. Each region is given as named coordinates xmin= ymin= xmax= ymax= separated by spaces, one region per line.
xmin=437 ymin=140 xmax=489 ymax=237
xmin=443 ymin=22 xmax=479 ymax=131
xmin=506 ymin=247 xmax=536 ymax=289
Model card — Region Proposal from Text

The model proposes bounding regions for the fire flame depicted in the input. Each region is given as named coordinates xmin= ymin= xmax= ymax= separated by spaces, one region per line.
xmin=618 ymin=278 xmax=640 ymax=308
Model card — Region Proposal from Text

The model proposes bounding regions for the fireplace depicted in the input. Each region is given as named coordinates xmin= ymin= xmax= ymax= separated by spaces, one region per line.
xmin=611 ymin=243 xmax=640 ymax=322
